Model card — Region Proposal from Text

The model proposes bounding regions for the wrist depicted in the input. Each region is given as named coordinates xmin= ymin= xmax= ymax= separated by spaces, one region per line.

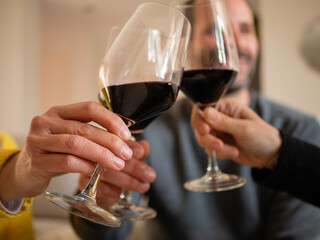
xmin=264 ymin=128 xmax=282 ymax=170
xmin=0 ymin=152 xmax=22 ymax=202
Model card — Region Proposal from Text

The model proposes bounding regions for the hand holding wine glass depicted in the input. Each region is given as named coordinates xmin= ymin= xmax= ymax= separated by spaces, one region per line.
xmin=43 ymin=102 xmax=132 ymax=227
xmin=172 ymin=0 xmax=246 ymax=192
xmin=192 ymin=98 xmax=282 ymax=169
xmin=44 ymin=2 xmax=190 ymax=226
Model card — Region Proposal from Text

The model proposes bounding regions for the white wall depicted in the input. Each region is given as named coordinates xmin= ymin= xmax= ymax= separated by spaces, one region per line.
xmin=260 ymin=0 xmax=320 ymax=120
xmin=0 ymin=0 xmax=40 ymax=138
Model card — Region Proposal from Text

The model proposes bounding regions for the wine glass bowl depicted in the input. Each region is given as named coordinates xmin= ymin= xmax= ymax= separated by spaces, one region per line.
xmin=172 ymin=0 xmax=246 ymax=192
xmin=99 ymin=2 xmax=191 ymax=220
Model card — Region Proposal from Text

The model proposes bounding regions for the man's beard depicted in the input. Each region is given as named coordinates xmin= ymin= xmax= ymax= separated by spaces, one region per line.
xmin=226 ymin=50 xmax=258 ymax=94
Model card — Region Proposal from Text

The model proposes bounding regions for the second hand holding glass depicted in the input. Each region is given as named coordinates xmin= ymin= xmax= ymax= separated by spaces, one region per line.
xmin=99 ymin=3 xmax=191 ymax=220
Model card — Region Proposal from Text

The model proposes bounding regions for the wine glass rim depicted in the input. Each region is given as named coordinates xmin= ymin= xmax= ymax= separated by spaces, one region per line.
xmin=171 ymin=0 xmax=218 ymax=8
xmin=184 ymin=67 xmax=239 ymax=71
xmin=136 ymin=2 xmax=191 ymax=26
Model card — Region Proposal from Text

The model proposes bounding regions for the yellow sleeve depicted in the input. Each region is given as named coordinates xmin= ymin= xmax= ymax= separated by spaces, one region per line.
xmin=0 ymin=131 xmax=33 ymax=218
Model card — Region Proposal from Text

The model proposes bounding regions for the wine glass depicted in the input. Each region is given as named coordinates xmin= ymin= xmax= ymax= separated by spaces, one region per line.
xmin=98 ymin=27 xmax=160 ymax=221
xmin=98 ymin=3 xmax=190 ymax=220
xmin=172 ymin=0 xmax=246 ymax=192
xmin=44 ymin=2 xmax=190 ymax=226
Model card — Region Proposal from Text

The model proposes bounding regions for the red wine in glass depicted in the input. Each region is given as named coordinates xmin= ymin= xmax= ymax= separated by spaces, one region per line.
xmin=181 ymin=68 xmax=237 ymax=109
xmin=99 ymin=90 xmax=159 ymax=134
xmin=105 ymin=81 xmax=179 ymax=126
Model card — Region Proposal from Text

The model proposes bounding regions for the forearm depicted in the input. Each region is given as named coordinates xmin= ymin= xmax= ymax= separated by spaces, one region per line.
xmin=252 ymin=131 xmax=320 ymax=207
xmin=0 ymin=152 xmax=34 ymax=218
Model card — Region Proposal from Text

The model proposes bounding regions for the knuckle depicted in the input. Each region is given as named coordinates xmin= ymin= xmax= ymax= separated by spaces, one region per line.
xmin=76 ymin=123 xmax=91 ymax=138
xmin=30 ymin=115 xmax=47 ymax=129
xmin=99 ymin=148 xmax=114 ymax=164
xmin=65 ymin=135 xmax=84 ymax=151
xmin=29 ymin=115 xmax=53 ymax=135
xmin=83 ymin=101 xmax=99 ymax=116
xmin=108 ymin=135 xmax=122 ymax=148
xmin=62 ymin=154 xmax=76 ymax=169
xmin=45 ymin=105 xmax=60 ymax=116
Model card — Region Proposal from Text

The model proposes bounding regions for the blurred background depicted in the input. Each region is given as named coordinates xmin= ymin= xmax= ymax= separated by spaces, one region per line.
xmin=1 ymin=0 xmax=320 ymax=239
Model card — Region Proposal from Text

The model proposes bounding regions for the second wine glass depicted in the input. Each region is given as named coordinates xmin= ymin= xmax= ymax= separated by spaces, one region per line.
xmin=99 ymin=2 xmax=191 ymax=220
xmin=172 ymin=0 xmax=246 ymax=192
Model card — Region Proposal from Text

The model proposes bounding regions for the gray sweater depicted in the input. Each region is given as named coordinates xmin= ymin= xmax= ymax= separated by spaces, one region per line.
xmin=71 ymin=91 xmax=320 ymax=240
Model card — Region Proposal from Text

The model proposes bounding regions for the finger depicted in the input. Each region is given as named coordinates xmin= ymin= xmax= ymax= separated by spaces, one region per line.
xmin=46 ymin=101 xmax=131 ymax=140
xmin=137 ymin=140 xmax=150 ymax=160
xmin=30 ymin=134 xmax=126 ymax=171
xmin=126 ymin=140 xmax=149 ymax=160
xmin=122 ymin=158 xmax=156 ymax=182
xmin=191 ymin=106 xmax=211 ymax=135
xmin=203 ymin=107 xmax=245 ymax=135
xmin=101 ymin=168 xmax=151 ymax=193
xmin=215 ymin=144 xmax=240 ymax=160
xmin=194 ymin=131 xmax=224 ymax=151
xmin=216 ymin=98 xmax=258 ymax=120
xmin=33 ymin=153 xmax=96 ymax=177
xmin=42 ymin=117 xmax=133 ymax=161
xmin=96 ymin=181 xmax=122 ymax=210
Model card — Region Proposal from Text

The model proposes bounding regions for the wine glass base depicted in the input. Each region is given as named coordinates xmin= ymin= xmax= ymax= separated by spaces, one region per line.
xmin=45 ymin=191 xmax=121 ymax=227
xmin=111 ymin=203 xmax=157 ymax=221
xmin=184 ymin=172 xmax=246 ymax=192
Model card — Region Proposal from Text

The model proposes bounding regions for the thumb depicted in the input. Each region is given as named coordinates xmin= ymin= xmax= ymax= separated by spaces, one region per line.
xmin=203 ymin=107 xmax=244 ymax=135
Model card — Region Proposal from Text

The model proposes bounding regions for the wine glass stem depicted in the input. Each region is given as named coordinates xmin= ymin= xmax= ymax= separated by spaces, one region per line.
xmin=207 ymin=150 xmax=222 ymax=175
xmin=79 ymin=164 xmax=105 ymax=200
xmin=118 ymin=189 xmax=134 ymax=207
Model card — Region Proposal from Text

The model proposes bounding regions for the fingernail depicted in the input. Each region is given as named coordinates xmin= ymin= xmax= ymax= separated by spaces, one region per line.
xmin=122 ymin=146 xmax=133 ymax=159
xmin=144 ymin=170 xmax=156 ymax=182
xmin=113 ymin=156 xmax=125 ymax=170
xmin=207 ymin=108 xmax=216 ymax=120
xmin=120 ymin=126 xmax=131 ymax=140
